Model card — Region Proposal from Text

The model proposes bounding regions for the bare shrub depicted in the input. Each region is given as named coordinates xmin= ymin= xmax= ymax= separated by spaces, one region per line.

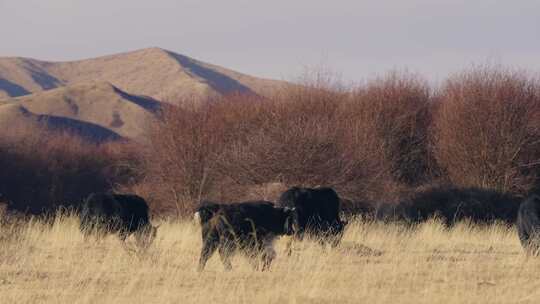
xmin=432 ymin=66 xmax=540 ymax=193
xmin=350 ymin=71 xmax=432 ymax=186
xmin=5 ymin=67 xmax=540 ymax=219
xmin=139 ymin=96 xmax=261 ymax=215
xmin=0 ymin=123 xmax=138 ymax=215
xmin=214 ymin=86 xmax=359 ymax=190
xmin=141 ymin=75 xmax=429 ymax=216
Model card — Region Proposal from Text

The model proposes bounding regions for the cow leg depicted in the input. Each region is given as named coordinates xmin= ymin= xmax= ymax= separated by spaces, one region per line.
xmin=247 ymin=257 xmax=260 ymax=271
xmin=117 ymin=233 xmax=140 ymax=257
xmin=326 ymin=221 xmax=345 ymax=248
xmin=121 ymin=242 xmax=139 ymax=257
xmin=518 ymin=228 xmax=530 ymax=250
xmin=329 ymin=230 xmax=344 ymax=248
xmin=134 ymin=229 xmax=154 ymax=251
xmin=116 ymin=230 xmax=138 ymax=254
xmin=198 ymin=238 xmax=219 ymax=272
xmin=286 ymin=233 xmax=303 ymax=256
xmin=261 ymin=239 xmax=276 ymax=271
xmin=243 ymin=247 xmax=261 ymax=271
xmin=82 ymin=221 xmax=105 ymax=243
xmin=80 ymin=228 xmax=92 ymax=242
xmin=317 ymin=233 xmax=328 ymax=247
xmin=118 ymin=230 xmax=129 ymax=242
xmin=330 ymin=236 xmax=341 ymax=248
xmin=218 ymin=243 xmax=234 ymax=271
xmin=285 ymin=237 xmax=294 ymax=256
xmin=94 ymin=230 xmax=106 ymax=244
xmin=134 ymin=231 xmax=146 ymax=249
xmin=527 ymin=232 xmax=540 ymax=256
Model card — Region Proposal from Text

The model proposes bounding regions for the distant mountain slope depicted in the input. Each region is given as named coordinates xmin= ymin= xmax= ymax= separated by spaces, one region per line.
xmin=0 ymin=48 xmax=285 ymax=103
xmin=1 ymin=82 xmax=160 ymax=141
xmin=0 ymin=57 xmax=64 ymax=99
xmin=0 ymin=48 xmax=286 ymax=143
xmin=0 ymin=103 xmax=122 ymax=143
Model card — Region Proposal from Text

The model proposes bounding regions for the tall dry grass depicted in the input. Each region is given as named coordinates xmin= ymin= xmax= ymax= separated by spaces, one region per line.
xmin=0 ymin=216 xmax=537 ymax=304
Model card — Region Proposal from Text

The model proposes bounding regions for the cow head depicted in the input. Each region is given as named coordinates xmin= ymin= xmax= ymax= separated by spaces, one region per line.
xmin=195 ymin=202 xmax=222 ymax=224
xmin=283 ymin=207 xmax=299 ymax=235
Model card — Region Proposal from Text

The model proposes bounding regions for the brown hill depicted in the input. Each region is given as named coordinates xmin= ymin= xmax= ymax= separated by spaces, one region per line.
xmin=0 ymin=48 xmax=285 ymax=102
xmin=0 ymin=48 xmax=286 ymax=143
xmin=0 ymin=103 xmax=122 ymax=143
xmin=0 ymin=82 xmax=160 ymax=141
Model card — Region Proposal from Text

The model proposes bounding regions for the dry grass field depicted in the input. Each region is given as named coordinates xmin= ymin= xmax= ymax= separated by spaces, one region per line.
xmin=0 ymin=215 xmax=538 ymax=304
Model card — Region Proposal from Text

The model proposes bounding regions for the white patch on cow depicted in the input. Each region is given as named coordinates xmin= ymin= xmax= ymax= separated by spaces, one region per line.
xmin=193 ymin=211 xmax=201 ymax=224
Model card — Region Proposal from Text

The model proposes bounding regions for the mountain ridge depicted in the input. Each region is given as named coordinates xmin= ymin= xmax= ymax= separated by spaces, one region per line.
xmin=0 ymin=47 xmax=285 ymax=101
xmin=0 ymin=48 xmax=287 ymax=142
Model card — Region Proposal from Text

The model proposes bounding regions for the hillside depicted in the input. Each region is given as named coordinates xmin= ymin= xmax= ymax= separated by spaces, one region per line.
xmin=0 ymin=103 xmax=122 ymax=143
xmin=0 ymin=82 xmax=160 ymax=141
xmin=0 ymin=48 xmax=285 ymax=102
xmin=0 ymin=48 xmax=286 ymax=142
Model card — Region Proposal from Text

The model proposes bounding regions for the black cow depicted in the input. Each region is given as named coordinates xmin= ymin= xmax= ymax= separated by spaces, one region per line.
xmin=375 ymin=187 xmax=521 ymax=226
xmin=195 ymin=200 xmax=298 ymax=271
xmin=517 ymin=195 xmax=540 ymax=255
xmin=79 ymin=193 xmax=158 ymax=248
xmin=277 ymin=187 xmax=347 ymax=248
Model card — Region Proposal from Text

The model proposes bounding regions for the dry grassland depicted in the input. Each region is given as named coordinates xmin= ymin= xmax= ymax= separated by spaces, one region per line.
xmin=0 ymin=216 xmax=538 ymax=304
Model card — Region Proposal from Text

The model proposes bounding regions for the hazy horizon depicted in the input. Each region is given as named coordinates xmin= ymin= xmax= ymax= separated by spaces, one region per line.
xmin=1 ymin=0 xmax=539 ymax=83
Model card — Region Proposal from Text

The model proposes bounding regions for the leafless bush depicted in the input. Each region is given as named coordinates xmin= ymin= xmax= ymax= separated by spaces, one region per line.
xmin=6 ymin=68 xmax=539 ymax=219
xmin=140 ymin=75 xmax=430 ymax=216
xmin=139 ymin=96 xmax=255 ymax=215
xmin=0 ymin=123 xmax=138 ymax=215
xmin=350 ymin=71 xmax=432 ymax=185
xmin=432 ymin=66 xmax=540 ymax=193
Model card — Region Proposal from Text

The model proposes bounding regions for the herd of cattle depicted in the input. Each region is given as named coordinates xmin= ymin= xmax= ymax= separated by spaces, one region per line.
xmin=77 ymin=186 xmax=540 ymax=271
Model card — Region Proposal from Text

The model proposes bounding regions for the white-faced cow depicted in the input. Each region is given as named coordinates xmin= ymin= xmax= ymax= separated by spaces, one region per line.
xmin=79 ymin=193 xmax=158 ymax=248
xmin=277 ymin=187 xmax=347 ymax=250
xmin=195 ymin=200 xmax=298 ymax=271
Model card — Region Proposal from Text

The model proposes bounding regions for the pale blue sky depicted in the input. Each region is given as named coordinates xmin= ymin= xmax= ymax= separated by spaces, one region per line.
xmin=1 ymin=0 xmax=539 ymax=83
